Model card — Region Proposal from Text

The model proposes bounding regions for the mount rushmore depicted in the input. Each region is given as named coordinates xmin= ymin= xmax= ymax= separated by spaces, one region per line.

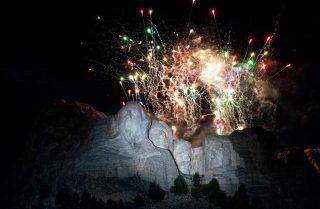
xmin=15 ymin=100 xmax=318 ymax=209
xmin=56 ymin=101 xmax=275 ymax=198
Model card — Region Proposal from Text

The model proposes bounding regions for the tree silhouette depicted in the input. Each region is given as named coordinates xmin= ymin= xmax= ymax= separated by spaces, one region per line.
xmin=134 ymin=194 xmax=145 ymax=207
xmin=203 ymin=178 xmax=228 ymax=208
xmin=191 ymin=187 xmax=202 ymax=199
xmin=148 ymin=182 xmax=166 ymax=202
xmin=170 ymin=175 xmax=188 ymax=195
xmin=231 ymin=184 xmax=250 ymax=209
xmin=192 ymin=172 xmax=201 ymax=187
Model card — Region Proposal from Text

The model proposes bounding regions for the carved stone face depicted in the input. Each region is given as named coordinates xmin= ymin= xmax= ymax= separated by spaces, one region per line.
xmin=117 ymin=102 xmax=149 ymax=144
xmin=173 ymin=139 xmax=192 ymax=174
xmin=149 ymin=120 xmax=174 ymax=151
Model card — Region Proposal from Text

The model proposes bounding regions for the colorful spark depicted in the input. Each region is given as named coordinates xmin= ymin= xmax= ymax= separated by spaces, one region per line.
xmin=111 ymin=7 xmax=282 ymax=138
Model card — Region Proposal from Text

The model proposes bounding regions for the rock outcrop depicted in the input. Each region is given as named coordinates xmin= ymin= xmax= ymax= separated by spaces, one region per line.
xmin=19 ymin=101 xmax=320 ymax=209
xmin=62 ymin=102 xmax=180 ymax=195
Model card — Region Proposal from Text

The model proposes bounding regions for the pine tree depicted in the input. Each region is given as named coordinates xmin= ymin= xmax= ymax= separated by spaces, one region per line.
xmin=203 ymin=178 xmax=228 ymax=208
xmin=170 ymin=175 xmax=188 ymax=195
xmin=192 ymin=172 xmax=201 ymax=187
xmin=191 ymin=187 xmax=202 ymax=199
xmin=148 ymin=182 xmax=166 ymax=202
xmin=232 ymin=184 xmax=250 ymax=209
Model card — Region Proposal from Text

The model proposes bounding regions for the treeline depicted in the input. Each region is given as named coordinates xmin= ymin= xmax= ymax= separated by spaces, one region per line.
xmin=37 ymin=174 xmax=264 ymax=209
xmin=55 ymin=188 xmax=134 ymax=209
xmin=149 ymin=173 xmax=264 ymax=209
xmin=170 ymin=173 xmax=265 ymax=209
xmin=189 ymin=173 xmax=265 ymax=209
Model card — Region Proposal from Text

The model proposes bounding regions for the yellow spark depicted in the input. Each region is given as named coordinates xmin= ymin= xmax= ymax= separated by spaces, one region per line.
xmin=141 ymin=73 xmax=147 ymax=80
xmin=236 ymin=125 xmax=245 ymax=131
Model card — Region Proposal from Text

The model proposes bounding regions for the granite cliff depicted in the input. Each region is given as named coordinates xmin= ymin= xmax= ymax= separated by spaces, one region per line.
xmin=15 ymin=100 xmax=319 ymax=209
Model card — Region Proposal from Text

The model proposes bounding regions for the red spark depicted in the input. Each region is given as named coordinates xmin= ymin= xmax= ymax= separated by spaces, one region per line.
xmin=232 ymin=55 xmax=237 ymax=61
xmin=266 ymin=35 xmax=272 ymax=42
xmin=139 ymin=9 xmax=144 ymax=15
xmin=248 ymin=38 xmax=253 ymax=45
xmin=285 ymin=63 xmax=292 ymax=68
xmin=211 ymin=8 xmax=216 ymax=16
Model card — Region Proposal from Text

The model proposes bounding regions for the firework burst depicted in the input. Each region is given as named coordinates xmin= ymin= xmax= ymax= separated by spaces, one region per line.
xmin=113 ymin=7 xmax=288 ymax=139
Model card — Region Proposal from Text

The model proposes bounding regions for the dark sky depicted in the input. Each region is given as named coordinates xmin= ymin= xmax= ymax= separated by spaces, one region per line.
xmin=0 ymin=0 xmax=319 ymax=166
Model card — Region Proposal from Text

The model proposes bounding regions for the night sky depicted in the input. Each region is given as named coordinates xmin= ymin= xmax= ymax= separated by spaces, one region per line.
xmin=0 ymin=0 xmax=319 ymax=184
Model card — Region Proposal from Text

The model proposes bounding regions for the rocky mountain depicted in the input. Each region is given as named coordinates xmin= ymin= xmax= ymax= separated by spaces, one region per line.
xmin=13 ymin=100 xmax=320 ymax=209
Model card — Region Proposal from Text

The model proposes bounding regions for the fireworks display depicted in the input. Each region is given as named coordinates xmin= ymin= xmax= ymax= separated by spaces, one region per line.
xmin=111 ymin=4 xmax=291 ymax=139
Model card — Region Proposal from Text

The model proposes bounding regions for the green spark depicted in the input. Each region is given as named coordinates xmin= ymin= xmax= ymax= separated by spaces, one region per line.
xmin=247 ymin=60 xmax=254 ymax=66
xmin=146 ymin=27 xmax=152 ymax=34
xmin=122 ymin=35 xmax=129 ymax=41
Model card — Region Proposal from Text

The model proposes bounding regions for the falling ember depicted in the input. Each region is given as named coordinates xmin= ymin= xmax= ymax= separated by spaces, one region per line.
xmin=232 ymin=55 xmax=237 ymax=61
xmin=210 ymin=8 xmax=216 ymax=16
xmin=248 ymin=38 xmax=253 ymax=44
xmin=266 ymin=35 xmax=272 ymax=42
xmin=285 ymin=63 xmax=292 ymax=68
xmin=236 ymin=125 xmax=245 ymax=131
